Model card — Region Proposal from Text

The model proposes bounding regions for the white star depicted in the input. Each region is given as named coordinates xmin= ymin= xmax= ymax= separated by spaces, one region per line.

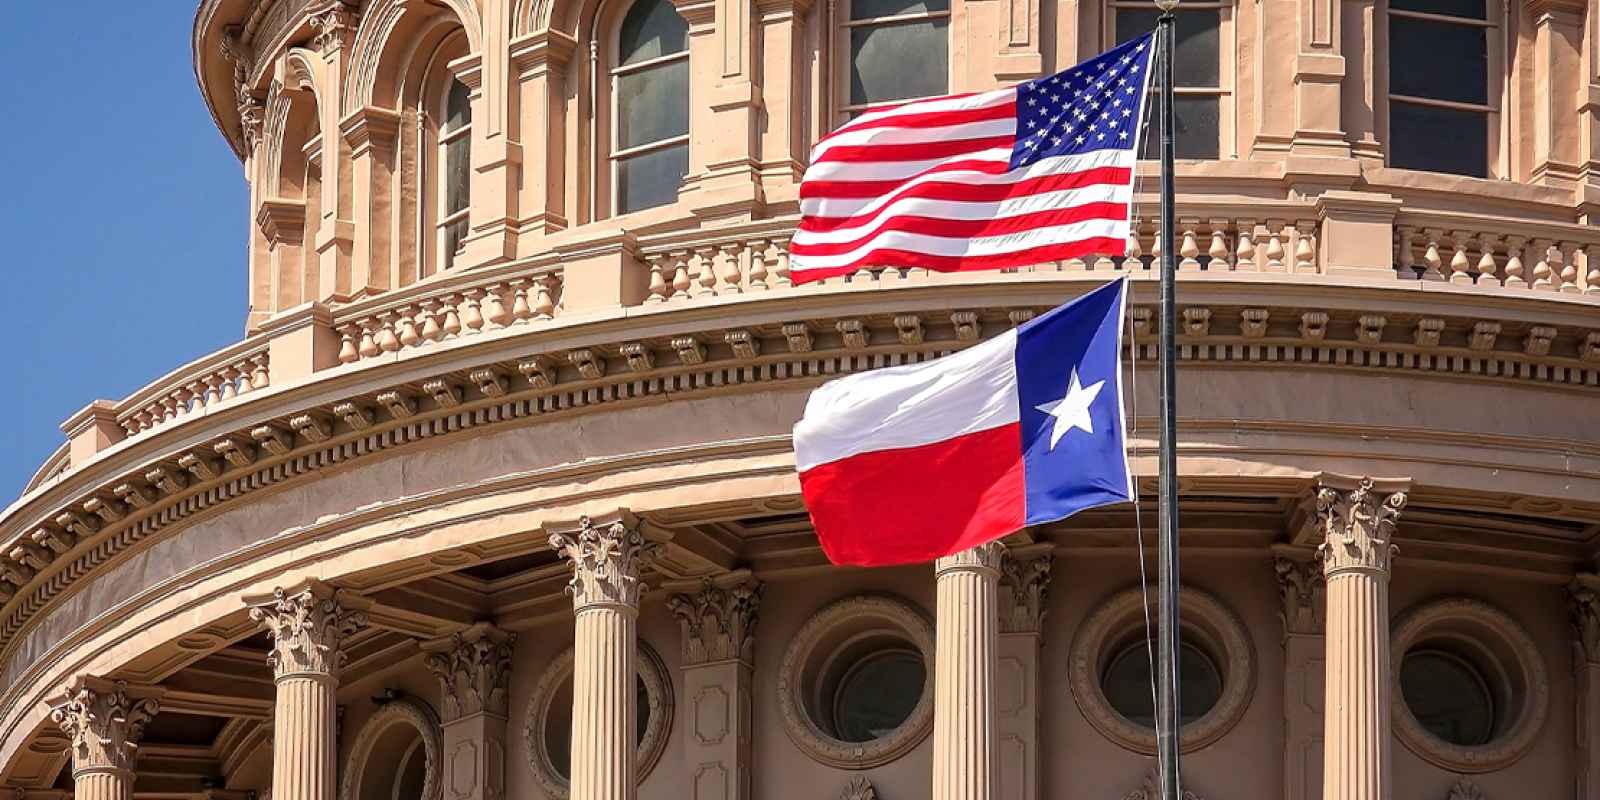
xmin=1035 ymin=369 xmax=1106 ymax=449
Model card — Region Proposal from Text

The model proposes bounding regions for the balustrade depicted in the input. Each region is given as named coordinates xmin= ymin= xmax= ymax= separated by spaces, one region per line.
xmin=115 ymin=349 xmax=269 ymax=439
xmin=332 ymin=271 xmax=562 ymax=366
xmin=1393 ymin=221 xmax=1600 ymax=294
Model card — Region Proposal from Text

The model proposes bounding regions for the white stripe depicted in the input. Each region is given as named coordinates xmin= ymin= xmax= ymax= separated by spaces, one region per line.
xmin=793 ymin=330 xmax=1020 ymax=472
xmin=810 ymin=118 xmax=1018 ymax=164
xmin=800 ymin=147 xmax=1013 ymax=183
xmin=799 ymin=147 xmax=1136 ymax=219
xmin=790 ymin=217 xmax=1128 ymax=270
xmin=792 ymin=183 xmax=1131 ymax=246
xmin=827 ymin=87 xmax=1016 ymax=142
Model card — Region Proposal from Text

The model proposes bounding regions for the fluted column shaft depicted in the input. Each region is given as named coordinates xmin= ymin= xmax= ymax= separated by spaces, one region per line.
xmin=73 ymin=769 xmax=133 ymax=800
xmin=551 ymin=515 xmax=658 ymax=800
xmin=1315 ymin=477 xmax=1407 ymax=800
xmin=49 ymin=678 xmax=161 ymax=800
xmin=933 ymin=543 xmax=1003 ymax=800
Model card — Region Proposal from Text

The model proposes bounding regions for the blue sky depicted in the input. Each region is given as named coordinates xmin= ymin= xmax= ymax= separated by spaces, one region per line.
xmin=0 ymin=6 xmax=246 ymax=502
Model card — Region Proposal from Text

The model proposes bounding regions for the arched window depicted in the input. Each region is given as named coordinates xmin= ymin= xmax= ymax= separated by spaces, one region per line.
xmin=838 ymin=0 xmax=949 ymax=117
xmin=438 ymin=78 xmax=473 ymax=269
xmin=1386 ymin=0 xmax=1498 ymax=177
xmin=1108 ymin=0 xmax=1230 ymax=159
xmin=612 ymin=0 xmax=690 ymax=215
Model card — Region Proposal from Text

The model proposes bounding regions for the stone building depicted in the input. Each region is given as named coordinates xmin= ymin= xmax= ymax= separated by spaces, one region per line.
xmin=1 ymin=0 xmax=1599 ymax=799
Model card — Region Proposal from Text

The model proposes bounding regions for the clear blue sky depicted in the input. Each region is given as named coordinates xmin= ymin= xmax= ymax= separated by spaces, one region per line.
xmin=0 ymin=6 xmax=246 ymax=503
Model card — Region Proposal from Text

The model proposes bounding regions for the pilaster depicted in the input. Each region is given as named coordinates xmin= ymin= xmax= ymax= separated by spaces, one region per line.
xmin=1289 ymin=0 xmax=1350 ymax=157
xmin=1274 ymin=545 xmax=1325 ymax=800
xmin=754 ymin=0 xmax=815 ymax=205
xmin=48 ymin=677 xmax=163 ymax=796
xmin=1313 ymin=475 xmax=1408 ymax=800
xmin=1339 ymin=0 xmax=1382 ymax=162
xmin=454 ymin=45 xmax=523 ymax=270
xmin=340 ymin=106 xmax=400 ymax=300
xmin=669 ymin=0 xmax=765 ymax=222
xmin=1570 ymin=574 xmax=1600 ymax=800
xmin=510 ymin=31 xmax=578 ymax=242
xmin=666 ymin=572 xmax=762 ymax=800
xmin=995 ymin=545 xmax=1051 ymax=800
xmin=1528 ymin=0 xmax=1585 ymax=189
xmin=933 ymin=543 xmax=1004 ymax=800
xmin=307 ymin=2 xmax=360 ymax=293
xmin=423 ymin=624 xmax=516 ymax=800
xmin=549 ymin=514 xmax=662 ymax=800
xmin=245 ymin=579 xmax=369 ymax=800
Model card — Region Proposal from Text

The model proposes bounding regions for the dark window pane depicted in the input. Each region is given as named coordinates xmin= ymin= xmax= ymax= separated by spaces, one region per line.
xmin=1140 ymin=94 xmax=1220 ymax=159
xmin=1392 ymin=0 xmax=1485 ymax=20
xmin=445 ymin=79 xmax=472 ymax=132
xmin=1389 ymin=17 xmax=1487 ymax=105
xmin=618 ymin=0 xmax=688 ymax=65
xmin=617 ymin=58 xmax=690 ymax=149
xmin=849 ymin=17 xmax=950 ymax=105
xmin=1115 ymin=8 xmax=1220 ymax=88
xmin=442 ymin=217 xmax=468 ymax=269
xmin=445 ymin=134 xmax=471 ymax=214
xmin=618 ymin=142 xmax=689 ymax=213
xmin=1390 ymin=100 xmax=1487 ymax=176
xmin=851 ymin=0 xmax=948 ymax=21
xmin=1102 ymin=641 xmax=1222 ymax=728
xmin=1400 ymin=651 xmax=1495 ymax=746
xmin=832 ymin=651 xmax=925 ymax=742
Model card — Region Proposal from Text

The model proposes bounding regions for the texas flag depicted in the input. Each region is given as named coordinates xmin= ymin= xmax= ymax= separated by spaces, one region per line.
xmin=794 ymin=278 xmax=1133 ymax=566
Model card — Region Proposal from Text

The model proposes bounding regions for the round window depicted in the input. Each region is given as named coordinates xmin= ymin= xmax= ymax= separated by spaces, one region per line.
xmin=542 ymin=674 xmax=654 ymax=779
xmin=831 ymin=648 xmax=927 ymax=743
xmin=1100 ymin=640 xmax=1223 ymax=728
xmin=1400 ymin=649 xmax=1494 ymax=747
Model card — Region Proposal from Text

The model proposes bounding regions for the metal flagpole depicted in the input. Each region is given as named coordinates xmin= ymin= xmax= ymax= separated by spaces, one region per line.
xmin=1153 ymin=5 xmax=1184 ymax=800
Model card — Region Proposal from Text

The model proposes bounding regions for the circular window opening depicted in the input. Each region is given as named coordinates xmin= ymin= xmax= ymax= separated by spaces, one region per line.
xmin=1100 ymin=640 xmax=1223 ymax=729
xmin=542 ymin=674 xmax=654 ymax=779
xmin=831 ymin=648 xmax=927 ymax=742
xmin=1400 ymin=649 xmax=1495 ymax=747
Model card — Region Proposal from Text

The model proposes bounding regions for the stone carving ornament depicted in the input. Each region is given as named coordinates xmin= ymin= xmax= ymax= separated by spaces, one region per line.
xmin=839 ymin=777 xmax=877 ymax=800
xmin=1273 ymin=553 xmax=1324 ymax=636
xmin=521 ymin=641 xmax=674 ymax=799
xmin=247 ymin=583 xmax=369 ymax=679
xmin=1119 ymin=766 xmax=1205 ymax=800
xmin=49 ymin=679 xmax=160 ymax=774
xmin=1315 ymin=477 xmax=1407 ymax=576
xmin=666 ymin=577 xmax=762 ymax=665
xmin=549 ymin=516 xmax=658 ymax=611
xmin=424 ymin=625 xmax=516 ymax=721
xmin=999 ymin=547 xmax=1054 ymax=634
xmin=1069 ymin=586 xmax=1256 ymax=755
xmin=1390 ymin=597 xmax=1548 ymax=773
xmin=337 ymin=695 xmax=443 ymax=800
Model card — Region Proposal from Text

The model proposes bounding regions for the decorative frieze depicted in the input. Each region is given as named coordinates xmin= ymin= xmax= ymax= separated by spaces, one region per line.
xmin=549 ymin=516 xmax=657 ymax=611
xmin=48 ymin=678 xmax=161 ymax=775
xmin=246 ymin=581 xmax=369 ymax=680
xmin=894 ymin=314 xmax=925 ymax=345
xmin=423 ymin=623 xmax=516 ymax=722
xmin=667 ymin=576 xmax=762 ymax=665
xmin=952 ymin=311 xmax=982 ymax=342
xmin=1240 ymin=308 xmax=1269 ymax=338
xmin=1314 ymin=477 xmax=1408 ymax=577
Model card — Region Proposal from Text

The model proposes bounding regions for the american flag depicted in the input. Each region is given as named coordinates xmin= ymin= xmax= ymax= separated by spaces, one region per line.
xmin=790 ymin=34 xmax=1156 ymax=284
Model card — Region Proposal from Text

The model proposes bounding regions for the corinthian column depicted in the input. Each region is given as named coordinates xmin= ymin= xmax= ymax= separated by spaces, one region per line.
xmin=996 ymin=545 xmax=1053 ymax=800
xmin=550 ymin=516 xmax=660 ymax=800
xmin=667 ymin=573 xmax=762 ymax=800
xmin=1315 ymin=476 xmax=1408 ymax=800
xmin=245 ymin=580 xmax=369 ymax=800
xmin=49 ymin=678 xmax=163 ymax=800
xmin=933 ymin=543 xmax=1004 ymax=800
xmin=424 ymin=623 xmax=516 ymax=800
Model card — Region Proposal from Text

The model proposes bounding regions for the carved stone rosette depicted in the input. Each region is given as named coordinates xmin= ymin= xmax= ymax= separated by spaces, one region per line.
xmin=49 ymin=678 xmax=161 ymax=777
xmin=247 ymin=582 xmax=369 ymax=681
xmin=423 ymin=623 xmax=516 ymax=722
xmin=666 ymin=576 xmax=762 ymax=665
xmin=998 ymin=546 xmax=1053 ymax=634
xmin=1314 ymin=477 xmax=1408 ymax=578
xmin=550 ymin=516 xmax=658 ymax=612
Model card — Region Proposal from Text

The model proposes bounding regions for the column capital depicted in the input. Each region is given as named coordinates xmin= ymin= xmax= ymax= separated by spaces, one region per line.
xmin=998 ymin=544 xmax=1053 ymax=634
xmin=245 ymin=579 xmax=370 ymax=681
xmin=1272 ymin=545 xmax=1325 ymax=636
xmin=935 ymin=542 xmax=1005 ymax=578
xmin=48 ymin=677 xmax=163 ymax=777
xmin=549 ymin=514 xmax=659 ymax=612
xmin=1310 ymin=475 xmax=1409 ymax=578
xmin=666 ymin=572 xmax=762 ymax=666
xmin=1570 ymin=574 xmax=1600 ymax=664
xmin=422 ymin=623 xmax=516 ymax=722
xmin=307 ymin=1 xmax=360 ymax=56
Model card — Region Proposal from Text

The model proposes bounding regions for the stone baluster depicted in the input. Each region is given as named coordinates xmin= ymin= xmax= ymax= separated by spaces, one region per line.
xmin=933 ymin=543 xmax=1004 ymax=800
xmin=423 ymin=624 xmax=516 ymax=800
xmin=374 ymin=312 xmax=401 ymax=352
xmin=667 ymin=574 xmax=762 ymax=800
xmin=1448 ymin=232 xmax=1473 ymax=285
xmin=419 ymin=300 xmax=444 ymax=342
xmin=1207 ymin=222 xmax=1230 ymax=270
xmin=1294 ymin=220 xmax=1317 ymax=272
xmin=1274 ymin=547 xmax=1325 ymax=800
xmin=747 ymin=240 xmax=771 ymax=291
xmin=49 ymin=678 xmax=162 ymax=800
xmin=246 ymin=581 xmax=369 ymax=800
xmin=1264 ymin=222 xmax=1287 ymax=272
xmin=248 ymin=355 xmax=270 ymax=391
xmin=1236 ymin=221 xmax=1257 ymax=271
xmin=1559 ymin=243 xmax=1581 ymax=293
xmin=336 ymin=324 xmax=359 ymax=364
xmin=1124 ymin=230 xmax=1144 ymax=271
xmin=718 ymin=242 xmax=746 ymax=294
xmin=1420 ymin=230 xmax=1445 ymax=281
xmin=1532 ymin=239 xmax=1555 ymax=289
xmin=533 ymin=276 xmax=558 ymax=320
xmin=645 ymin=253 xmax=671 ymax=303
xmin=1569 ymin=575 xmax=1600 ymax=800
xmin=510 ymin=279 xmax=535 ymax=322
xmin=1395 ymin=226 xmax=1416 ymax=279
xmin=997 ymin=545 xmax=1053 ymax=800
xmin=772 ymin=242 xmax=793 ymax=288
xmin=396 ymin=305 xmax=421 ymax=348
xmin=693 ymin=247 xmax=719 ymax=299
xmin=1149 ymin=222 xmax=1164 ymax=271
xmin=357 ymin=322 xmax=380 ymax=359
xmin=1475 ymin=235 xmax=1501 ymax=287
xmin=669 ymin=251 xmax=694 ymax=299
xmin=1503 ymin=236 xmax=1527 ymax=288
xmin=1178 ymin=222 xmax=1201 ymax=270
xmin=461 ymin=289 xmax=487 ymax=333
xmin=1316 ymin=476 xmax=1409 ymax=800
xmin=484 ymin=285 xmax=513 ymax=328
xmin=1586 ymin=245 xmax=1600 ymax=295
xmin=441 ymin=294 xmax=465 ymax=338
xmin=550 ymin=516 xmax=661 ymax=800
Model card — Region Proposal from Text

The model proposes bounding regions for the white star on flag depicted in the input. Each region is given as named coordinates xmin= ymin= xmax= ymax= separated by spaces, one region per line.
xmin=1035 ymin=369 xmax=1106 ymax=449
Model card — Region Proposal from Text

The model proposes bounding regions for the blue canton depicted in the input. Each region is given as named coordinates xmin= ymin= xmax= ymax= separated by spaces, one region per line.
xmin=1008 ymin=33 xmax=1156 ymax=170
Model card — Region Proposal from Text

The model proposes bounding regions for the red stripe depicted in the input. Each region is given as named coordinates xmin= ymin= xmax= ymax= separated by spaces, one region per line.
xmin=800 ymin=157 xmax=1015 ymax=199
xmin=816 ymin=95 xmax=1005 ymax=146
xmin=813 ymin=134 xmax=1016 ymax=165
xmin=789 ymin=237 xmax=1128 ymax=284
xmin=800 ymin=423 xmax=1026 ymax=567
xmin=790 ymin=203 xmax=1127 ymax=256
xmin=799 ymin=167 xmax=1134 ymax=231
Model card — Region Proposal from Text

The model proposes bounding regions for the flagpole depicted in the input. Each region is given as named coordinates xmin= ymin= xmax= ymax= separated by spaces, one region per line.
xmin=1153 ymin=6 xmax=1184 ymax=800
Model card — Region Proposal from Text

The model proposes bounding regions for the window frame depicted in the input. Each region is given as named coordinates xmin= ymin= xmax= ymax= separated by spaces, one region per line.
xmin=830 ymin=0 xmax=953 ymax=125
xmin=1380 ymin=0 xmax=1505 ymax=178
xmin=608 ymin=0 xmax=692 ymax=217
xmin=436 ymin=76 xmax=473 ymax=271
xmin=1102 ymin=0 xmax=1235 ymax=159
xmin=412 ymin=31 xmax=474 ymax=279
